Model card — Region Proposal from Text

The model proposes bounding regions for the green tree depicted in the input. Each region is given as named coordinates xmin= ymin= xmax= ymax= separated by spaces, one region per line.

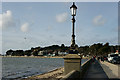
xmin=89 ymin=43 xmax=103 ymax=56
xmin=24 ymin=50 xmax=31 ymax=56
xmin=6 ymin=49 xmax=13 ymax=55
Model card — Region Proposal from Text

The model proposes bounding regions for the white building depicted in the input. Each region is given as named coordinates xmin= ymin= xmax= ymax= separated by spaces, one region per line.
xmin=38 ymin=51 xmax=44 ymax=56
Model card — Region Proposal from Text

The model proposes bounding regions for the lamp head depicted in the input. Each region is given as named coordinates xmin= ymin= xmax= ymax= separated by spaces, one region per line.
xmin=70 ymin=2 xmax=77 ymax=16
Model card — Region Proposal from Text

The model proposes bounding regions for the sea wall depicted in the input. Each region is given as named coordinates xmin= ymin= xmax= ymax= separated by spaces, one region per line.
xmin=81 ymin=58 xmax=92 ymax=78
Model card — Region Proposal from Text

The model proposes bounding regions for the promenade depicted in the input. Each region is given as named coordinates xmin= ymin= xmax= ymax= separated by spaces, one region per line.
xmin=84 ymin=60 xmax=120 ymax=80
xmin=84 ymin=60 xmax=108 ymax=80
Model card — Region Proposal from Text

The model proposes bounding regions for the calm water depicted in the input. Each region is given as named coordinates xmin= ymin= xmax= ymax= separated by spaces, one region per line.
xmin=2 ymin=57 xmax=87 ymax=79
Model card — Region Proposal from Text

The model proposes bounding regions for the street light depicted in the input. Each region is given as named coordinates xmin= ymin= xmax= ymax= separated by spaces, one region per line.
xmin=70 ymin=2 xmax=77 ymax=16
xmin=69 ymin=2 xmax=78 ymax=54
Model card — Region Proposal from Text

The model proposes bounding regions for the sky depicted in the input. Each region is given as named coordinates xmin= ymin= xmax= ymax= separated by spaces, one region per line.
xmin=0 ymin=2 xmax=118 ymax=54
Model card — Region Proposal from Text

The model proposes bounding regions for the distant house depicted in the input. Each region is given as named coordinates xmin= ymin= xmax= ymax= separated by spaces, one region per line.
xmin=58 ymin=51 xmax=68 ymax=56
xmin=24 ymin=55 xmax=27 ymax=57
xmin=31 ymin=54 xmax=34 ymax=57
xmin=115 ymin=50 xmax=120 ymax=56
xmin=52 ymin=53 xmax=55 ymax=56
xmin=115 ymin=50 xmax=119 ymax=54
xmin=38 ymin=51 xmax=44 ymax=56
xmin=48 ymin=53 xmax=51 ymax=56
xmin=8 ymin=55 xmax=12 ymax=57
xmin=50 ymin=53 xmax=55 ymax=57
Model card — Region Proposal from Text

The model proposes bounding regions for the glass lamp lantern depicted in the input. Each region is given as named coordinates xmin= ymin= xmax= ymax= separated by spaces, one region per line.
xmin=70 ymin=2 xmax=77 ymax=16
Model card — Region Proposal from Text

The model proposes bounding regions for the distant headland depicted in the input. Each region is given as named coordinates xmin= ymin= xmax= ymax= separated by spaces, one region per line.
xmin=2 ymin=42 xmax=120 ymax=57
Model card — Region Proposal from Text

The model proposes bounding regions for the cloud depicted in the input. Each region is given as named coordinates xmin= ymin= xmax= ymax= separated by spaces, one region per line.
xmin=0 ymin=10 xmax=15 ymax=29
xmin=56 ymin=12 xmax=68 ymax=23
xmin=21 ymin=23 xmax=29 ymax=32
xmin=93 ymin=15 xmax=106 ymax=26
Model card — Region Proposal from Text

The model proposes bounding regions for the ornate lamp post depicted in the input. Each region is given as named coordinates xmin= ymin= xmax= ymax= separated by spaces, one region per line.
xmin=69 ymin=2 xmax=78 ymax=54
xmin=63 ymin=3 xmax=81 ymax=75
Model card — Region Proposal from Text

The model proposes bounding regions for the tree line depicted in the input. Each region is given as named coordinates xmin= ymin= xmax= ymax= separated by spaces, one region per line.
xmin=6 ymin=43 xmax=120 ymax=56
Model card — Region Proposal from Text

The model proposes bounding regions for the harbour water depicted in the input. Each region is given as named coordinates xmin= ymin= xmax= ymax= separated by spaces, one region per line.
xmin=2 ymin=57 xmax=87 ymax=79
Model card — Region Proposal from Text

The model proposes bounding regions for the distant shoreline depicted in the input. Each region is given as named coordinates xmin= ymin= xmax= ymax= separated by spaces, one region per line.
xmin=1 ymin=56 xmax=89 ymax=59
xmin=1 ymin=56 xmax=64 ymax=58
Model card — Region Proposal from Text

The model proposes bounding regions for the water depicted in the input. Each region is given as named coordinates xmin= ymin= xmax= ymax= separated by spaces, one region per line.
xmin=2 ymin=57 xmax=87 ymax=79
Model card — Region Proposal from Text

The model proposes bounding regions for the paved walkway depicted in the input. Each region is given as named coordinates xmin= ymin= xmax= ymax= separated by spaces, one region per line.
xmin=84 ymin=60 xmax=108 ymax=80
xmin=100 ymin=61 xmax=120 ymax=79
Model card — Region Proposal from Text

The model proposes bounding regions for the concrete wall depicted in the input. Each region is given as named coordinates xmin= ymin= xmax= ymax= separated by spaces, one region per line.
xmin=61 ymin=58 xmax=92 ymax=80
xmin=81 ymin=59 xmax=92 ymax=78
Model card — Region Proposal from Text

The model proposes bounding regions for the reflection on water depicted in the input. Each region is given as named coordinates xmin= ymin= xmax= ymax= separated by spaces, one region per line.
xmin=2 ymin=57 xmax=87 ymax=79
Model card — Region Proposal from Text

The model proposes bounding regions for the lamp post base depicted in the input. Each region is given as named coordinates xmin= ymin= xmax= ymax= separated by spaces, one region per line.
xmin=63 ymin=54 xmax=82 ymax=75
xmin=69 ymin=44 xmax=78 ymax=54
xmin=69 ymin=49 xmax=78 ymax=54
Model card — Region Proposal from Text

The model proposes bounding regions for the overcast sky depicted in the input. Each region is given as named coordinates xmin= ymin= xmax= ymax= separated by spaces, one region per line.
xmin=0 ymin=2 xmax=118 ymax=54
